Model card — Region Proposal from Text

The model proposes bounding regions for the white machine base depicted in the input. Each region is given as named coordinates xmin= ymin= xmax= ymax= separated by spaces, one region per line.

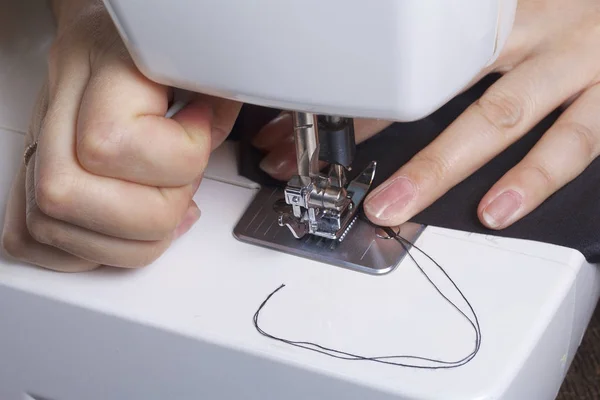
xmin=1 ymin=2 xmax=599 ymax=399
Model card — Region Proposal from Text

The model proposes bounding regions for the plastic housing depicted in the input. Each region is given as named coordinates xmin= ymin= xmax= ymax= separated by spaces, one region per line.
xmin=103 ymin=0 xmax=517 ymax=121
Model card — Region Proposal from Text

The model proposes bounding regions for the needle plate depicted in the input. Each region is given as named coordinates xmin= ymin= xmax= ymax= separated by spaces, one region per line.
xmin=233 ymin=186 xmax=425 ymax=275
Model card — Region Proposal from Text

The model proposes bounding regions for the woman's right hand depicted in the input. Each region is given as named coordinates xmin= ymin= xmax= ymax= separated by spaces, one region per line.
xmin=1 ymin=0 xmax=242 ymax=272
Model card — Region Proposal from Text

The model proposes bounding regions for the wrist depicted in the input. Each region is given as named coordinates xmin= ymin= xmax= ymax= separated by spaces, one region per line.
xmin=50 ymin=0 xmax=102 ymax=31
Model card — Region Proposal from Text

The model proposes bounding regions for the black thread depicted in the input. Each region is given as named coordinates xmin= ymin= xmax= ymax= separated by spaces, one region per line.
xmin=253 ymin=217 xmax=482 ymax=370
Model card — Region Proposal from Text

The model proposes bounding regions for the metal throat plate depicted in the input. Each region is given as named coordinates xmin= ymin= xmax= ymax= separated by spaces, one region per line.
xmin=233 ymin=187 xmax=425 ymax=275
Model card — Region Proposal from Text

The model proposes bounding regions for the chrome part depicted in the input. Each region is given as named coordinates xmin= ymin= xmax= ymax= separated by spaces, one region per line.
xmin=278 ymin=161 xmax=376 ymax=241
xmin=233 ymin=111 xmax=426 ymax=274
xmin=234 ymin=187 xmax=425 ymax=275
xmin=292 ymin=112 xmax=320 ymax=178
xmin=329 ymin=164 xmax=346 ymax=188
xmin=280 ymin=112 xmax=366 ymax=241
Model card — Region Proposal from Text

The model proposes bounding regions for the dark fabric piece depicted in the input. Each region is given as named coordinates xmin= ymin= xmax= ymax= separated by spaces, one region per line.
xmin=231 ymin=74 xmax=600 ymax=263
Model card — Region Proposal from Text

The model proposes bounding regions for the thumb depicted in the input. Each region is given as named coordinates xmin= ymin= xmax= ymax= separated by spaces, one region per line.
xmin=191 ymin=94 xmax=243 ymax=151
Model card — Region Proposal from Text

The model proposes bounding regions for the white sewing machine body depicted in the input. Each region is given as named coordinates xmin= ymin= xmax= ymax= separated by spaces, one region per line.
xmin=1 ymin=137 xmax=599 ymax=400
xmin=1 ymin=1 xmax=600 ymax=400
xmin=102 ymin=0 xmax=519 ymax=258
xmin=103 ymin=0 xmax=516 ymax=121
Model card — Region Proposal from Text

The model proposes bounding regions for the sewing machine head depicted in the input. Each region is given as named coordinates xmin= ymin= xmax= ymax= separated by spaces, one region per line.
xmin=102 ymin=0 xmax=515 ymax=121
xmin=101 ymin=0 xmax=517 ymax=271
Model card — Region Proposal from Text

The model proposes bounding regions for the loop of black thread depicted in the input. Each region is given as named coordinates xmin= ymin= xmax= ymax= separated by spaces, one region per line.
xmin=253 ymin=217 xmax=481 ymax=370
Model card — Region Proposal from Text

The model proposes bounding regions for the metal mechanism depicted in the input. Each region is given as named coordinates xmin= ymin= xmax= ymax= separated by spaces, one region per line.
xmin=233 ymin=110 xmax=425 ymax=275
xmin=277 ymin=112 xmax=359 ymax=241
xmin=233 ymin=186 xmax=425 ymax=275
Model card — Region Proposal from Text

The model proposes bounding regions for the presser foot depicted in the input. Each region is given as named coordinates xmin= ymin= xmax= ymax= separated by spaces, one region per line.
xmin=233 ymin=178 xmax=425 ymax=275
xmin=277 ymin=161 xmax=376 ymax=241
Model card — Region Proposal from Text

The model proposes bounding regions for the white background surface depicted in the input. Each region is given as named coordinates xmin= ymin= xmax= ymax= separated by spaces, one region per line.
xmin=1 ymin=1 xmax=599 ymax=399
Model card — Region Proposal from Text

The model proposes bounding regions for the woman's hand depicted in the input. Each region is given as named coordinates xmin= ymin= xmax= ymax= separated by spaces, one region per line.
xmin=1 ymin=0 xmax=241 ymax=272
xmin=253 ymin=0 xmax=600 ymax=230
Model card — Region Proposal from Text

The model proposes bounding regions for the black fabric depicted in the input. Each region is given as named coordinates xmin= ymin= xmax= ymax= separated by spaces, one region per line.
xmin=230 ymin=74 xmax=600 ymax=263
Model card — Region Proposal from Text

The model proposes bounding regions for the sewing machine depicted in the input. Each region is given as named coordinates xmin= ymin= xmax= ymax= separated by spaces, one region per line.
xmin=1 ymin=1 xmax=599 ymax=399
xmin=102 ymin=0 xmax=518 ymax=273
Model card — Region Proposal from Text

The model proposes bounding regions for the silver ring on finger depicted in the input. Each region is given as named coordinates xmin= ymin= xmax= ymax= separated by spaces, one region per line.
xmin=24 ymin=141 xmax=38 ymax=167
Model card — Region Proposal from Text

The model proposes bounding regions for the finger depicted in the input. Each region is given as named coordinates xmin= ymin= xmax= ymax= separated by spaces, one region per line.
xmin=26 ymin=153 xmax=199 ymax=267
xmin=478 ymin=83 xmax=600 ymax=229
xmin=253 ymin=112 xmax=391 ymax=151
xmin=256 ymin=116 xmax=392 ymax=179
xmin=25 ymin=204 xmax=180 ymax=268
xmin=251 ymin=112 xmax=293 ymax=150
xmin=75 ymin=51 xmax=213 ymax=187
xmin=363 ymin=50 xmax=598 ymax=226
xmin=199 ymin=94 xmax=243 ymax=151
xmin=258 ymin=140 xmax=331 ymax=181
xmin=2 ymin=80 xmax=97 ymax=272
xmin=35 ymin=55 xmax=193 ymax=241
xmin=258 ymin=140 xmax=298 ymax=181
xmin=1 ymin=163 xmax=99 ymax=273
xmin=166 ymin=94 xmax=242 ymax=151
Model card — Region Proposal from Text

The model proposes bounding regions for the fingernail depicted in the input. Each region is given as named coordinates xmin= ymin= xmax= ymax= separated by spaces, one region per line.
xmin=364 ymin=177 xmax=416 ymax=222
xmin=174 ymin=205 xmax=201 ymax=239
xmin=482 ymin=190 xmax=522 ymax=228
xmin=259 ymin=152 xmax=296 ymax=178
xmin=251 ymin=113 xmax=292 ymax=149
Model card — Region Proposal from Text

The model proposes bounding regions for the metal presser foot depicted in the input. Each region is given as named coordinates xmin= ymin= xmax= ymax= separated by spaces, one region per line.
xmin=233 ymin=112 xmax=424 ymax=275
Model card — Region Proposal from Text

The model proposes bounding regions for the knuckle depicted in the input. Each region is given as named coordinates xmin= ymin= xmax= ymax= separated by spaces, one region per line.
xmin=558 ymin=121 xmax=598 ymax=161
xmin=411 ymin=152 xmax=453 ymax=183
xmin=76 ymin=124 xmax=121 ymax=171
xmin=522 ymin=163 xmax=556 ymax=189
xmin=474 ymin=89 xmax=529 ymax=133
xmin=35 ymin=173 xmax=76 ymax=218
